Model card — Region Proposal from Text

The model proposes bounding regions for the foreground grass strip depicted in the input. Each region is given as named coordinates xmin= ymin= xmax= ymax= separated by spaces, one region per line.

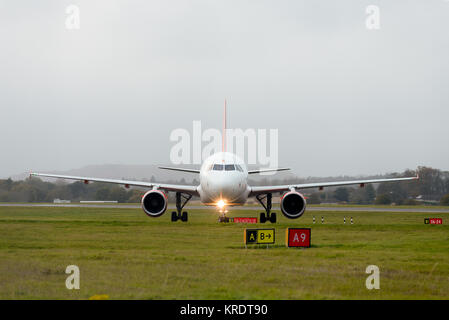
xmin=0 ymin=206 xmax=448 ymax=299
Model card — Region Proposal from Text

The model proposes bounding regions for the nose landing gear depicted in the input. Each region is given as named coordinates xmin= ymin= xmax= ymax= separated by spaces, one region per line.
xmin=171 ymin=192 xmax=192 ymax=222
xmin=218 ymin=215 xmax=230 ymax=223
xmin=256 ymin=193 xmax=277 ymax=224
xmin=218 ymin=207 xmax=230 ymax=223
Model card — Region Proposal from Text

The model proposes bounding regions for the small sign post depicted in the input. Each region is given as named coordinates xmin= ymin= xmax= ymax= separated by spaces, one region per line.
xmin=425 ymin=218 xmax=443 ymax=225
xmin=232 ymin=217 xmax=258 ymax=224
xmin=244 ymin=228 xmax=275 ymax=247
xmin=285 ymin=228 xmax=311 ymax=248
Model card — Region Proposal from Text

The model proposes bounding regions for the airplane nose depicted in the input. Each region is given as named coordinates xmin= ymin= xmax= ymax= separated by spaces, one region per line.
xmin=208 ymin=175 xmax=239 ymax=201
xmin=220 ymin=181 xmax=234 ymax=196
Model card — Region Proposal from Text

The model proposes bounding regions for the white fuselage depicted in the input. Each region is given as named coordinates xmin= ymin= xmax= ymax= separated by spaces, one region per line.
xmin=197 ymin=152 xmax=250 ymax=206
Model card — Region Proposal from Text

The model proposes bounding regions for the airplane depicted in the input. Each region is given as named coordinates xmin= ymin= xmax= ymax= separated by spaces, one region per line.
xmin=31 ymin=101 xmax=419 ymax=223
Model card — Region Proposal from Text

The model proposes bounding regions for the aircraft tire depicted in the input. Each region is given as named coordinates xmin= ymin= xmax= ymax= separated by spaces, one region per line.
xmin=270 ymin=212 xmax=277 ymax=223
xmin=171 ymin=211 xmax=178 ymax=222
xmin=181 ymin=211 xmax=188 ymax=222
xmin=260 ymin=212 xmax=267 ymax=223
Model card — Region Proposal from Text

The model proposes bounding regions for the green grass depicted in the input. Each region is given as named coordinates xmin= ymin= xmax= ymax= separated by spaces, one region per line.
xmin=0 ymin=206 xmax=448 ymax=299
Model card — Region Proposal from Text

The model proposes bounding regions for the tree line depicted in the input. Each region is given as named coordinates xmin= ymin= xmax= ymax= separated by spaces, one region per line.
xmin=0 ymin=166 xmax=448 ymax=205
xmin=305 ymin=167 xmax=449 ymax=205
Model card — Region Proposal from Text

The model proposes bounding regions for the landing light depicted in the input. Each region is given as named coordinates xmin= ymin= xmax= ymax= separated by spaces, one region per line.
xmin=217 ymin=200 xmax=226 ymax=209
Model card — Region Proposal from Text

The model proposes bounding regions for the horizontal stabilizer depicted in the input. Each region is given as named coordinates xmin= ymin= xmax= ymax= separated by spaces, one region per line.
xmin=248 ymin=168 xmax=290 ymax=174
xmin=158 ymin=166 xmax=200 ymax=174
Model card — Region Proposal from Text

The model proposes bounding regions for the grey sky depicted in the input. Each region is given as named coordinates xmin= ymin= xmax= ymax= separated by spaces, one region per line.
xmin=1 ymin=0 xmax=448 ymax=178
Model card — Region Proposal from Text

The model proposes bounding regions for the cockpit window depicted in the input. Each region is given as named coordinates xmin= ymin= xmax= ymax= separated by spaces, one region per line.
xmin=235 ymin=164 xmax=243 ymax=172
xmin=213 ymin=164 xmax=224 ymax=171
xmin=225 ymin=164 xmax=235 ymax=171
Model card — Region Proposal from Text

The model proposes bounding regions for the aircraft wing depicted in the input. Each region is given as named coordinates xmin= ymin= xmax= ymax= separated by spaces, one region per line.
xmin=249 ymin=176 xmax=419 ymax=196
xmin=30 ymin=173 xmax=199 ymax=196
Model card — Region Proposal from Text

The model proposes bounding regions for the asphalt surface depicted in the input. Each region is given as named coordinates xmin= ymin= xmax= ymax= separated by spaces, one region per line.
xmin=1 ymin=203 xmax=449 ymax=213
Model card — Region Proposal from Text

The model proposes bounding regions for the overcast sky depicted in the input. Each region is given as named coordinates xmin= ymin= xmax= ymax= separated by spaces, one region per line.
xmin=1 ymin=0 xmax=448 ymax=178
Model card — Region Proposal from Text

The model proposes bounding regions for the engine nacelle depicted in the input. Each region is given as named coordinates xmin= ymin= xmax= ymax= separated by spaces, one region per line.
xmin=141 ymin=190 xmax=167 ymax=217
xmin=280 ymin=191 xmax=306 ymax=219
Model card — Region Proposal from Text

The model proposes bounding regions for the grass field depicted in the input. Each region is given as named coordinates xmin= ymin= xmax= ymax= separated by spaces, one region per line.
xmin=0 ymin=206 xmax=448 ymax=299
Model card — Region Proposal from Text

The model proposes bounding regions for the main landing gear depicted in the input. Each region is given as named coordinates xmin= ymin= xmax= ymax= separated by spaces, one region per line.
xmin=171 ymin=192 xmax=192 ymax=222
xmin=256 ymin=193 xmax=277 ymax=223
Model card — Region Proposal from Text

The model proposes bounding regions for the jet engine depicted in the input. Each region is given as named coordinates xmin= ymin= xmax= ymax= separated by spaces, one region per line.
xmin=280 ymin=191 xmax=306 ymax=219
xmin=141 ymin=190 xmax=167 ymax=217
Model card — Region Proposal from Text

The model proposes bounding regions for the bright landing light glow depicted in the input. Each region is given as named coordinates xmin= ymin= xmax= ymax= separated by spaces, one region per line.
xmin=217 ymin=200 xmax=226 ymax=209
